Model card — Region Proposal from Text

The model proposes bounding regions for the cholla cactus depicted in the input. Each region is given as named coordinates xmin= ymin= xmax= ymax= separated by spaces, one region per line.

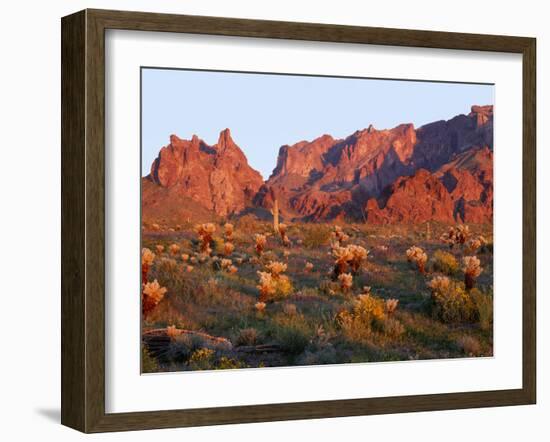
xmin=278 ymin=223 xmax=291 ymax=247
xmin=169 ymin=243 xmax=180 ymax=256
xmin=195 ymin=223 xmax=216 ymax=254
xmin=385 ymin=298 xmax=399 ymax=316
xmin=348 ymin=245 xmax=369 ymax=273
xmin=440 ymin=225 xmax=470 ymax=249
xmin=304 ymin=261 xmax=314 ymax=273
xmin=228 ymin=265 xmax=238 ymax=274
xmin=181 ymin=253 xmax=189 ymax=262
xmin=224 ymin=223 xmax=234 ymax=241
xmin=142 ymin=279 xmax=167 ymax=317
xmin=428 ymin=275 xmax=451 ymax=292
xmin=406 ymin=246 xmax=428 ymax=274
xmin=338 ymin=273 xmax=353 ymax=292
xmin=257 ymin=271 xmax=276 ymax=302
xmin=331 ymin=225 xmax=349 ymax=245
xmin=254 ymin=233 xmax=267 ymax=256
xmin=220 ymin=258 xmax=233 ymax=270
xmin=155 ymin=244 xmax=165 ymax=254
xmin=186 ymin=265 xmax=194 ymax=273
xmin=141 ymin=248 xmax=155 ymax=284
xmin=331 ymin=244 xmax=354 ymax=276
xmin=462 ymin=256 xmax=483 ymax=289
xmin=465 ymin=238 xmax=482 ymax=255
xmin=223 ymin=241 xmax=235 ymax=256
xmin=265 ymin=261 xmax=287 ymax=278
xmin=255 ymin=302 xmax=266 ymax=313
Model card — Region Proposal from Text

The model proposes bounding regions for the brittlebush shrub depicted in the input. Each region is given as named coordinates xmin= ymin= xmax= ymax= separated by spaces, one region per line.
xmin=431 ymin=249 xmax=459 ymax=275
xmin=429 ymin=277 xmax=477 ymax=323
xmin=336 ymin=294 xmax=404 ymax=343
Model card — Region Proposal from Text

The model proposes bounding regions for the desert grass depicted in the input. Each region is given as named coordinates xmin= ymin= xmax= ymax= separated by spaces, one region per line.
xmin=141 ymin=221 xmax=494 ymax=371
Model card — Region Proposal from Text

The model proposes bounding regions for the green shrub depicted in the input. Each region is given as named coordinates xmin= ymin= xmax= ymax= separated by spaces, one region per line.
xmin=274 ymin=318 xmax=311 ymax=355
xmin=216 ymin=356 xmax=247 ymax=370
xmin=141 ymin=346 xmax=160 ymax=373
xmin=471 ymin=287 xmax=493 ymax=331
xmin=302 ymin=224 xmax=331 ymax=248
xmin=431 ymin=250 xmax=459 ymax=275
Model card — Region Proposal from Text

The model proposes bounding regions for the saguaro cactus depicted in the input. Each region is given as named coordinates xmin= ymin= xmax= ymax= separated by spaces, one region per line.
xmin=269 ymin=187 xmax=279 ymax=233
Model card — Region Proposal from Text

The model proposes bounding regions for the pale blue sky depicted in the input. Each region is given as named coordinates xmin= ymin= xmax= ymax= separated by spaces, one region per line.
xmin=141 ymin=68 xmax=493 ymax=179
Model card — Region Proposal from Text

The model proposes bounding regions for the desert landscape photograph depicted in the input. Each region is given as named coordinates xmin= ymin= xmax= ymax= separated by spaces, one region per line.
xmin=140 ymin=68 xmax=494 ymax=373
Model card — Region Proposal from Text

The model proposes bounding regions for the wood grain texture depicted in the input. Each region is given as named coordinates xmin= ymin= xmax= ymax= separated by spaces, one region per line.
xmin=61 ymin=8 xmax=537 ymax=433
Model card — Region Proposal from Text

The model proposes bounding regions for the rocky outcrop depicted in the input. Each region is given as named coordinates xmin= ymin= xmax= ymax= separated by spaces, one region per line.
xmin=145 ymin=129 xmax=263 ymax=217
xmin=365 ymin=146 xmax=493 ymax=224
xmin=256 ymin=105 xmax=493 ymax=223
xmin=143 ymin=105 xmax=493 ymax=225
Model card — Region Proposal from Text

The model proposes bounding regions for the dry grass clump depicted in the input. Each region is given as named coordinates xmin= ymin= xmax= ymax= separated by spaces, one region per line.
xmin=406 ymin=246 xmax=428 ymax=274
xmin=142 ymin=279 xmax=168 ymax=318
xmin=431 ymin=249 xmax=459 ymax=275
xmin=440 ymin=225 xmax=470 ymax=248
xmin=428 ymin=276 xmax=476 ymax=323
xmin=462 ymin=256 xmax=483 ymax=289
xmin=254 ymin=233 xmax=267 ymax=256
xmin=195 ymin=223 xmax=216 ymax=254
xmin=236 ymin=328 xmax=258 ymax=346
xmin=457 ymin=335 xmax=481 ymax=356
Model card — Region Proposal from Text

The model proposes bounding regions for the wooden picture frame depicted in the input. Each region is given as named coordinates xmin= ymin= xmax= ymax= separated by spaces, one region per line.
xmin=61 ymin=8 xmax=536 ymax=433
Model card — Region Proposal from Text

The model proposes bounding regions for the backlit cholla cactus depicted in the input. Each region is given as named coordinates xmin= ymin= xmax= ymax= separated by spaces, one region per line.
xmin=440 ymin=225 xmax=470 ymax=249
xmin=428 ymin=275 xmax=451 ymax=293
xmin=385 ymin=298 xmax=399 ymax=316
xmin=254 ymin=301 xmax=266 ymax=313
xmin=195 ymin=223 xmax=216 ymax=254
xmin=142 ymin=279 xmax=167 ymax=318
xmin=265 ymin=261 xmax=287 ymax=278
xmin=338 ymin=272 xmax=353 ymax=292
xmin=256 ymin=271 xmax=276 ymax=302
xmin=169 ymin=243 xmax=180 ymax=256
xmin=228 ymin=265 xmax=238 ymax=274
xmin=331 ymin=244 xmax=354 ymax=276
xmin=304 ymin=261 xmax=314 ymax=273
xmin=220 ymin=258 xmax=233 ymax=271
xmin=141 ymin=248 xmax=155 ymax=285
xmin=348 ymin=245 xmax=369 ymax=274
xmin=406 ymin=246 xmax=428 ymax=274
xmin=223 ymin=242 xmax=235 ymax=256
xmin=464 ymin=237 xmax=482 ymax=255
xmin=181 ymin=253 xmax=189 ymax=262
xmin=278 ymin=223 xmax=291 ymax=247
xmin=155 ymin=244 xmax=165 ymax=254
xmin=186 ymin=265 xmax=194 ymax=273
xmin=224 ymin=223 xmax=234 ymax=241
xmin=462 ymin=256 xmax=483 ymax=289
xmin=254 ymin=233 xmax=267 ymax=256
xmin=331 ymin=225 xmax=349 ymax=245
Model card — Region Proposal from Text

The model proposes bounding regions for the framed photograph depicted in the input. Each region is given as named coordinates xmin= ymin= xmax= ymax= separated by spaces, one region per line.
xmin=61 ymin=9 xmax=536 ymax=433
